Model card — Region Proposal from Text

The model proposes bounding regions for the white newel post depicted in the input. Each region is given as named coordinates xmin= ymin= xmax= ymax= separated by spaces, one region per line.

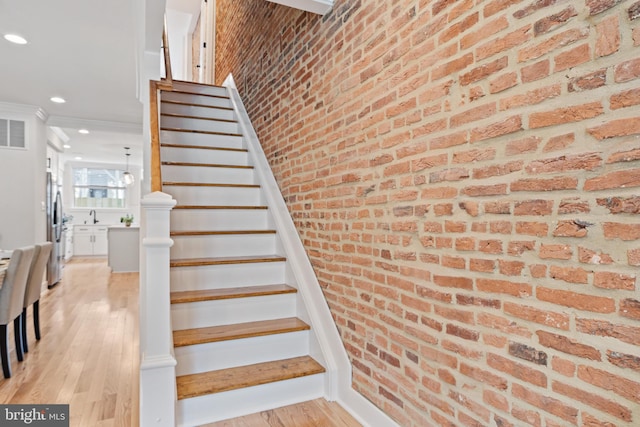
xmin=140 ymin=191 xmax=177 ymax=426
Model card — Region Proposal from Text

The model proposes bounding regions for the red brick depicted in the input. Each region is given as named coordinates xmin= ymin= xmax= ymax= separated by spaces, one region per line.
xmin=500 ymin=84 xmax=561 ymax=110
xmin=578 ymin=365 xmax=640 ymax=404
xmin=587 ymin=0 xmax=624 ymax=15
xmin=534 ymin=6 xmax=578 ymax=36
xmin=610 ymin=88 xmax=640 ymax=109
xmin=620 ymin=298 xmax=640 ymax=320
xmin=470 ymin=115 xmax=522 ymax=142
xmin=582 ymin=413 xmax=618 ymax=427
xmin=521 ymin=59 xmax=550 ymax=83
xmin=607 ymin=350 xmax=640 ymax=371
xmin=537 ymin=287 xmax=615 ymax=313
xmin=614 ymin=57 xmax=640 ymax=82
xmin=578 ymin=246 xmax=614 ymax=264
xmin=529 ymin=102 xmax=603 ymax=128
xmin=596 ymin=14 xmax=620 ymax=57
xmin=516 ymin=221 xmax=548 ymax=237
xmin=477 ymin=278 xmax=532 ymax=297
xmin=594 ymin=271 xmax=636 ymax=290
xmin=483 ymin=388 xmax=509 ymax=411
xmin=558 ymin=198 xmax=591 ymax=214
xmin=505 ymin=136 xmax=541 ymax=156
xmin=536 ymin=330 xmax=601 ymax=360
xmin=518 ymin=27 xmax=589 ymax=62
xmin=551 ymin=356 xmax=576 ymax=377
xmin=577 ymin=317 xmax=640 ymax=346
xmin=511 ymin=176 xmax=577 ymax=192
xmin=477 ymin=25 xmax=532 ymax=61
xmin=554 ymin=43 xmax=591 ymax=72
xmin=568 ymin=68 xmax=607 ymax=92
xmin=543 ymin=132 xmax=576 ymax=152
xmin=587 ymin=117 xmax=640 ymax=139
xmin=460 ymin=362 xmax=508 ymax=390
xmin=602 ymin=222 xmax=640 ymax=240
xmin=553 ymin=220 xmax=590 ymax=237
xmin=549 ymin=265 xmax=589 ymax=284
xmin=432 ymin=53 xmax=474 ymax=81
xmin=552 ymin=380 xmax=631 ymax=421
xmin=539 ymin=244 xmax=572 ymax=259
xmin=461 ymin=16 xmax=509 ymax=49
xmin=511 ymin=383 xmax=578 ymax=424
xmin=489 ymin=71 xmax=518 ymax=93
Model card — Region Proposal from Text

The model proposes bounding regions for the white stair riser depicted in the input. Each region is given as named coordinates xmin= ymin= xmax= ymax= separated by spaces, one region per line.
xmin=171 ymin=234 xmax=276 ymax=258
xmin=170 ymin=82 xmax=229 ymax=97
xmin=166 ymin=186 xmax=261 ymax=206
xmin=160 ymin=130 xmax=244 ymax=150
xmin=162 ymin=91 xmax=231 ymax=108
xmin=176 ymin=374 xmax=325 ymax=426
xmin=161 ymin=146 xmax=249 ymax=166
xmin=161 ymin=102 xmax=235 ymax=120
xmin=170 ymin=209 xmax=270 ymax=232
xmin=170 ymin=262 xmax=286 ymax=292
xmin=161 ymin=115 xmax=240 ymax=134
xmin=162 ymin=165 xmax=255 ymax=185
xmin=175 ymin=332 xmax=309 ymax=376
xmin=171 ymin=293 xmax=297 ymax=330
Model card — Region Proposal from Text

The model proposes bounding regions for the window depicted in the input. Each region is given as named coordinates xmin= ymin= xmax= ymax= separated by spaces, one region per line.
xmin=73 ymin=167 xmax=127 ymax=208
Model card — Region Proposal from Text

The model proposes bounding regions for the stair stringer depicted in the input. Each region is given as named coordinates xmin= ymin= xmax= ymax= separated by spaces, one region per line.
xmin=223 ymin=74 xmax=399 ymax=427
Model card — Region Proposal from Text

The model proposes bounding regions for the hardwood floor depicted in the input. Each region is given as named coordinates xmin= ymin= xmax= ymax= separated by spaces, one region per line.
xmin=0 ymin=258 xmax=362 ymax=427
xmin=0 ymin=257 xmax=139 ymax=426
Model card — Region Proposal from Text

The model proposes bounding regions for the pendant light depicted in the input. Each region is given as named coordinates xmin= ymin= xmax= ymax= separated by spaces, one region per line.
xmin=123 ymin=147 xmax=134 ymax=186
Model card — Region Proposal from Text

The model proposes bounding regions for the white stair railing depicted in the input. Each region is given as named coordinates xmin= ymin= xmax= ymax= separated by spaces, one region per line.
xmin=139 ymin=191 xmax=177 ymax=427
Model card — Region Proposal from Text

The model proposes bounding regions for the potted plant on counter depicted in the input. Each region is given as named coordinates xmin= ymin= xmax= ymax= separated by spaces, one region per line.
xmin=120 ymin=214 xmax=134 ymax=227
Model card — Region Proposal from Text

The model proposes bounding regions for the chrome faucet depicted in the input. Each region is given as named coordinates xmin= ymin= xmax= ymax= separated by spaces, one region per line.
xmin=89 ymin=210 xmax=99 ymax=224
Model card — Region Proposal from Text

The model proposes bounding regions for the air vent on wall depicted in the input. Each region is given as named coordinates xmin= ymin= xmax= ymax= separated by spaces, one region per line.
xmin=0 ymin=118 xmax=26 ymax=148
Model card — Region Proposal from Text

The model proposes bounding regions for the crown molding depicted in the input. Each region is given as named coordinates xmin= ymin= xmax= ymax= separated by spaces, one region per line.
xmin=46 ymin=115 xmax=143 ymax=134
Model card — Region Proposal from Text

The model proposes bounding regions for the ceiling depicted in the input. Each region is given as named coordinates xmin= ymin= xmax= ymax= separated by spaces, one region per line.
xmin=0 ymin=0 xmax=199 ymax=166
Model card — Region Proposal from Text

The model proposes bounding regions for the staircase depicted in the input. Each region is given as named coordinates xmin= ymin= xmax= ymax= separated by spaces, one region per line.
xmin=157 ymin=80 xmax=329 ymax=426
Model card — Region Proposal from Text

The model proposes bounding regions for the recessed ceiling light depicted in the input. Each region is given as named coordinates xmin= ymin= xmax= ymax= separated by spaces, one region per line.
xmin=78 ymin=129 xmax=89 ymax=134
xmin=63 ymin=144 xmax=71 ymax=149
xmin=4 ymin=34 xmax=27 ymax=45
xmin=74 ymin=156 xmax=82 ymax=160
xmin=50 ymin=96 xmax=66 ymax=104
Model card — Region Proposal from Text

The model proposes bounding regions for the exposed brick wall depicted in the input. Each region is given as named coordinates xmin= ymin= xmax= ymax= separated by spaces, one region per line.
xmin=215 ymin=0 xmax=640 ymax=425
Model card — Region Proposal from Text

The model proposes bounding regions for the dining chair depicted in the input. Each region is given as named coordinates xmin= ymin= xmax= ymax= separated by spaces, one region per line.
xmin=0 ymin=246 xmax=34 ymax=378
xmin=22 ymin=242 xmax=53 ymax=353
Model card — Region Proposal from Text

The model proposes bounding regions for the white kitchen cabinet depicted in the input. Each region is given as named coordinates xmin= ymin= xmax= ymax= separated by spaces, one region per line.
xmin=74 ymin=225 xmax=108 ymax=256
xmin=108 ymin=226 xmax=139 ymax=272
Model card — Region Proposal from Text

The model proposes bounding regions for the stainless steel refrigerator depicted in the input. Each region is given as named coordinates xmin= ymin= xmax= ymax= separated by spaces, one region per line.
xmin=46 ymin=172 xmax=63 ymax=287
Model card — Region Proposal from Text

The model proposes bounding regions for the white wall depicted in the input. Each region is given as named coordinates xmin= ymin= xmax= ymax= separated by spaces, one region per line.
xmin=0 ymin=103 xmax=47 ymax=249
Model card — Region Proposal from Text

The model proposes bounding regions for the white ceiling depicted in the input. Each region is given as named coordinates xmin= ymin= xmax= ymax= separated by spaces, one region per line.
xmin=0 ymin=0 xmax=200 ymax=165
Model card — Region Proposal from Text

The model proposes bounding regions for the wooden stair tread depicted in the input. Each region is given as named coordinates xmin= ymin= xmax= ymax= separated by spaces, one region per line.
xmin=172 ymin=79 xmax=227 ymax=90
xmin=170 ymin=230 xmax=276 ymax=236
xmin=161 ymin=99 xmax=234 ymax=110
xmin=160 ymin=143 xmax=247 ymax=152
xmin=173 ymin=317 xmax=309 ymax=347
xmin=173 ymin=205 xmax=268 ymax=210
xmin=161 ymin=112 xmax=238 ymax=123
xmin=176 ymin=356 xmax=325 ymax=399
xmin=161 ymin=161 xmax=253 ymax=169
xmin=163 ymin=182 xmax=258 ymax=188
xmin=162 ymin=89 xmax=229 ymax=100
xmin=160 ymin=127 xmax=242 ymax=137
xmin=170 ymin=284 xmax=297 ymax=304
xmin=170 ymin=255 xmax=286 ymax=267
